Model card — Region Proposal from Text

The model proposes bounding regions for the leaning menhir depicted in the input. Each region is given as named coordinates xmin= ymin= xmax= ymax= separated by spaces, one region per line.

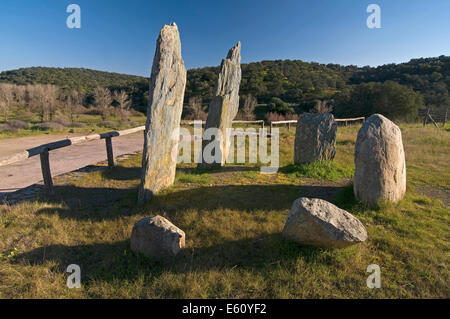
xmin=354 ymin=114 xmax=406 ymax=206
xmin=294 ymin=113 xmax=337 ymax=164
xmin=138 ymin=23 xmax=187 ymax=203
xmin=198 ymin=42 xmax=241 ymax=168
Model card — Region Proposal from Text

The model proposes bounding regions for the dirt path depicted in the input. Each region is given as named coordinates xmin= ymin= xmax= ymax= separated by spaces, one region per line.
xmin=0 ymin=132 xmax=144 ymax=195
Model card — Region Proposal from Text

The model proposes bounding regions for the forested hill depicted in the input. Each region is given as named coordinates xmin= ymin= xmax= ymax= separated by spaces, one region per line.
xmin=350 ymin=56 xmax=450 ymax=107
xmin=185 ymin=60 xmax=355 ymax=105
xmin=0 ymin=67 xmax=149 ymax=109
xmin=0 ymin=67 xmax=147 ymax=92
xmin=1 ymin=55 xmax=449 ymax=111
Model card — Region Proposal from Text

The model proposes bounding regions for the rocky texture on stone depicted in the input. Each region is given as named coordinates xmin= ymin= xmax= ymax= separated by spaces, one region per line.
xmin=294 ymin=113 xmax=337 ymax=164
xmin=282 ymin=197 xmax=368 ymax=248
xmin=138 ymin=23 xmax=187 ymax=203
xmin=130 ymin=215 xmax=186 ymax=258
xmin=199 ymin=42 xmax=241 ymax=168
xmin=354 ymin=114 xmax=406 ymax=206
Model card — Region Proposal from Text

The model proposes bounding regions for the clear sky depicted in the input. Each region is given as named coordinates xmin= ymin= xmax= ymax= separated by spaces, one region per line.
xmin=1 ymin=0 xmax=449 ymax=76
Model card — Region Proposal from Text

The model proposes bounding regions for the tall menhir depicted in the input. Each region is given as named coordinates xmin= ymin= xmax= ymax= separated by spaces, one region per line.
xmin=138 ymin=23 xmax=187 ymax=203
xmin=199 ymin=42 xmax=241 ymax=168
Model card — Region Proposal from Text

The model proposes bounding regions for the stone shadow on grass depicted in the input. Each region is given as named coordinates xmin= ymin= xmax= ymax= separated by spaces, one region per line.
xmin=34 ymin=183 xmax=345 ymax=221
xmin=100 ymin=165 xmax=141 ymax=181
xmin=178 ymin=164 xmax=260 ymax=175
xmin=92 ymin=164 xmax=257 ymax=182
xmin=15 ymin=234 xmax=328 ymax=284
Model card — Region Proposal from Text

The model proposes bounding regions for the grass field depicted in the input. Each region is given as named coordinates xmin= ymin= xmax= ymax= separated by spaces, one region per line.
xmin=0 ymin=123 xmax=448 ymax=298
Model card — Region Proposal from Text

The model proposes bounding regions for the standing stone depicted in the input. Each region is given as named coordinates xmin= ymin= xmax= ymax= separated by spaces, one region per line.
xmin=199 ymin=42 xmax=241 ymax=168
xmin=282 ymin=197 xmax=368 ymax=248
xmin=294 ymin=113 xmax=337 ymax=164
xmin=138 ymin=23 xmax=187 ymax=203
xmin=130 ymin=216 xmax=186 ymax=258
xmin=354 ymin=114 xmax=406 ymax=206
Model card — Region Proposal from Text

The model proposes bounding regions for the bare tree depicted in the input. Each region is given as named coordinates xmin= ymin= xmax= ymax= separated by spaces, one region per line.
xmin=311 ymin=100 xmax=333 ymax=114
xmin=44 ymin=84 xmax=59 ymax=121
xmin=64 ymin=89 xmax=84 ymax=123
xmin=113 ymin=90 xmax=131 ymax=111
xmin=0 ymin=83 xmax=14 ymax=122
xmin=27 ymin=84 xmax=47 ymax=122
xmin=185 ymin=96 xmax=207 ymax=120
xmin=239 ymin=94 xmax=257 ymax=120
xmin=24 ymin=84 xmax=34 ymax=110
xmin=265 ymin=111 xmax=285 ymax=123
xmin=93 ymin=87 xmax=112 ymax=120
xmin=25 ymin=84 xmax=59 ymax=122
xmin=13 ymin=85 xmax=26 ymax=108
xmin=113 ymin=90 xmax=131 ymax=120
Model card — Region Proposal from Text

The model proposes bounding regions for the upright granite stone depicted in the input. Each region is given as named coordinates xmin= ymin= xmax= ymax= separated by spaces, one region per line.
xmin=282 ymin=197 xmax=368 ymax=248
xmin=354 ymin=114 xmax=406 ymax=206
xmin=130 ymin=215 xmax=186 ymax=258
xmin=138 ymin=23 xmax=187 ymax=203
xmin=294 ymin=113 xmax=337 ymax=164
xmin=199 ymin=42 xmax=241 ymax=168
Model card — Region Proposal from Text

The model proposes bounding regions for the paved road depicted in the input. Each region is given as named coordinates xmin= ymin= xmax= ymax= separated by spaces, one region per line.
xmin=0 ymin=132 xmax=144 ymax=195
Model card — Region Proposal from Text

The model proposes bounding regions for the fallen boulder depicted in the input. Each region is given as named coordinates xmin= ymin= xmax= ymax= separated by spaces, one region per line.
xmin=282 ymin=197 xmax=367 ymax=248
xmin=130 ymin=215 xmax=185 ymax=258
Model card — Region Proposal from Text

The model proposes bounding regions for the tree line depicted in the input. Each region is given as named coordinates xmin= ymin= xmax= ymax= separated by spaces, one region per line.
xmin=0 ymin=67 xmax=148 ymax=113
xmin=0 ymin=82 xmax=134 ymax=123
xmin=1 ymin=55 xmax=448 ymax=121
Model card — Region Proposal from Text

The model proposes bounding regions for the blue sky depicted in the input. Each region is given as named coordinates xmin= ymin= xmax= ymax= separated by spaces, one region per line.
xmin=1 ymin=0 xmax=449 ymax=76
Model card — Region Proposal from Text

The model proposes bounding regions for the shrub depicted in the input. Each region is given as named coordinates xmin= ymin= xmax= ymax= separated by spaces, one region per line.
xmin=184 ymin=109 xmax=208 ymax=121
xmin=185 ymin=96 xmax=208 ymax=120
xmin=310 ymin=100 xmax=333 ymax=114
xmin=53 ymin=117 xmax=71 ymax=127
xmin=269 ymin=97 xmax=294 ymax=114
xmin=35 ymin=121 xmax=64 ymax=131
xmin=115 ymin=109 xmax=131 ymax=122
xmin=98 ymin=120 xmax=117 ymax=128
xmin=6 ymin=120 xmax=30 ymax=130
xmin=69 ymin=122 xmax=86 ymax=128
xmin=0 ymin=120 xmax=30 ymax=132
xmin=238 ymin=94 xmax=257 ymax=120
xmin=14 ymin=109 xmax=35 ymax=122
xmin=334 ymin=81 xmax=423 ymax=121
xmin=265 ymin=112 xmax=285 ymax=123
xmin=285 ymin=113 xmax=299 ymax=121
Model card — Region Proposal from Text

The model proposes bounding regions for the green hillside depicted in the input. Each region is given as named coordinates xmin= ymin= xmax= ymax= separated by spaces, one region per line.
xmin=0 ymin=67 xmax=149 ymax=111
xmin=1 ymin=56 xmax=448 ymax=115
xmin=0 ymin=67 xmax=146 ymax=92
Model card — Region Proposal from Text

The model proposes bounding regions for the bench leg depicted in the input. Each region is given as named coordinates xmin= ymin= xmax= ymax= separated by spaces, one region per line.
xmin=40 ymin=149 xmax=54 ymax=194
xmin=106 ymin=137 xmax=114 ymax=167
